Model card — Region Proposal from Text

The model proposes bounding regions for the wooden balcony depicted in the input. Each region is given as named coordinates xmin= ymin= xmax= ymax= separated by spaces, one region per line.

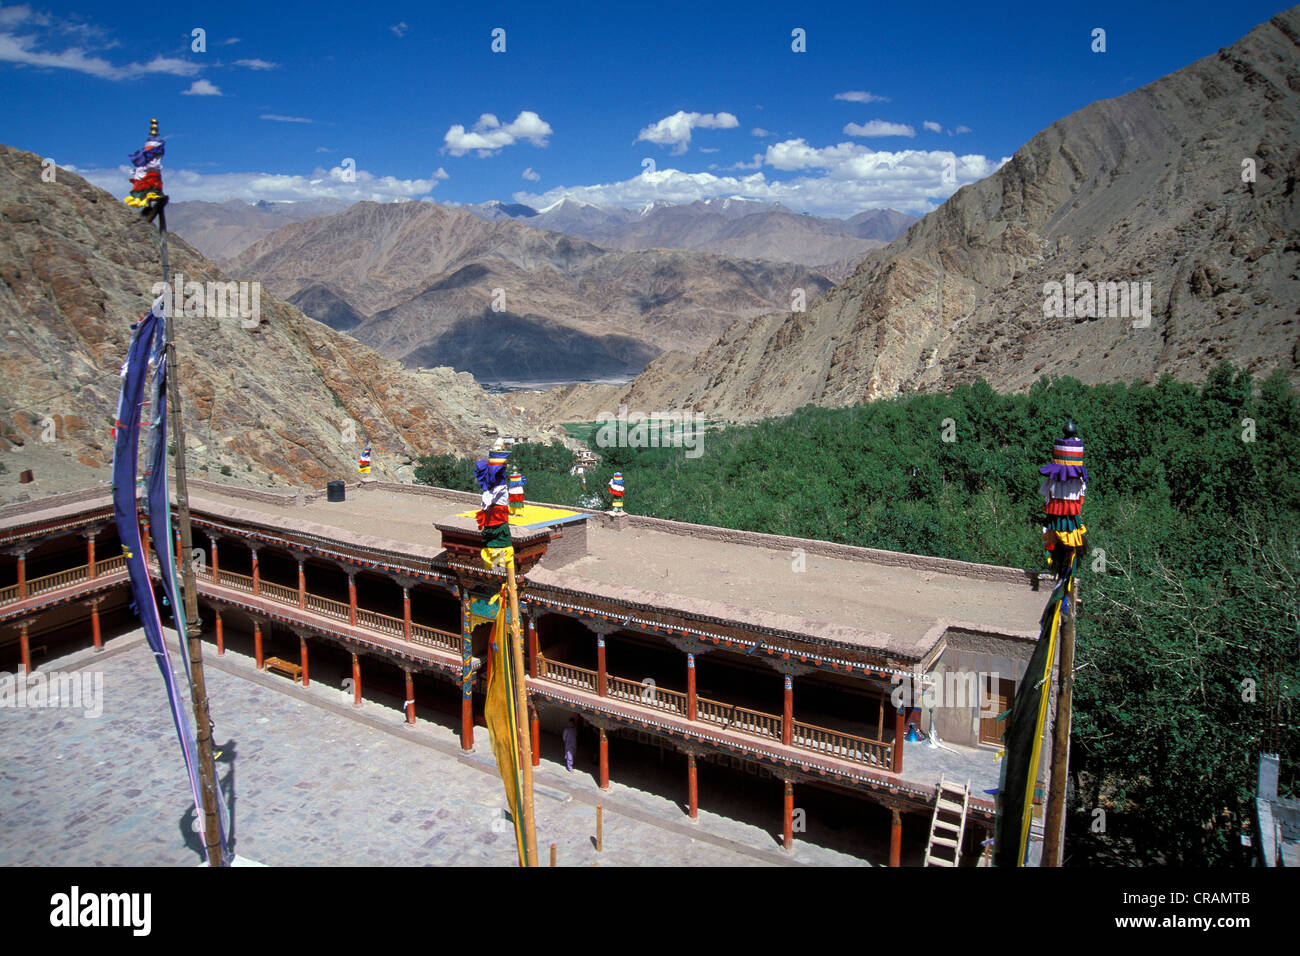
xmin=0 ymin=555 xmax=128 ymax=616
xmin=536 ymin=653 xmax=892 ymax=772
xmin=0 ymin=553 xmax=898 ymax=786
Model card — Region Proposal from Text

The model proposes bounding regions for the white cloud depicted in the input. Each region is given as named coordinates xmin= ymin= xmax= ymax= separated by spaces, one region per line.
xmin=390 ymin=22 xmax=408 ymax=37
xmin=954 ymin=125 xmax=971 ymax=134
xmin=234 ymin=58 xmax=277 ymax=70
xmin=637 ymin=110 xmax=739 ymax=154
xmin=79 ymin=162 xmax=448 ymax=204
xmin=315 ymin=146 xmax=332 ymax=153
xmin=834 ymin=91 xmax=889 ymax=103
xmin=443 ymin=110 xmax=553 ymax=156
xmin=923 ymin=120 xmax=942 ymax=133
xmin=521 ymin=167 xmax=540 ymax=181
xmin=0 ymin=6 xmax=49 ymax=27
xmin=512 ymin=143 xmax=1008 ymax=218
xmin=223 ymin=37 xmax=241 ymax=45
xmin=844 ymin=120 xmax=915 ymax=138
xmin=751 ymin=127 xmax=772 ymax=138
xmin=182 ymin=78 xmax=221 ymax=96
xmin=261 ymin=114 xmax=314 ymax=123
xmin=0 ymin=30 xmax=202 ymax=79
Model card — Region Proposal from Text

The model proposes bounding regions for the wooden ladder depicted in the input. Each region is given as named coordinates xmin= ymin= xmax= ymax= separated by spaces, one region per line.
xmin=923 ymin=773 xmax=970 ymax=867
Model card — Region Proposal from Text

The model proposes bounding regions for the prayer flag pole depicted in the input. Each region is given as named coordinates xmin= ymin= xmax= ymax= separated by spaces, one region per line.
xmin=506 ymin=556 xmax=539 ymax=866
xmin=138 ymin=117 xmax=223 ymax=866
xmin=1038 ymin=422 xmax=1087 ymax=867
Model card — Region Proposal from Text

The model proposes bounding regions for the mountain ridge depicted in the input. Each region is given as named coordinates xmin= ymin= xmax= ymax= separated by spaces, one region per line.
xmin=226 ymin=200 xmax=838 ymax=384
xmin=521 ymin=8 xmax=1299 ymax=422
xmin=0 ymin=144 xmax=563 ymax=501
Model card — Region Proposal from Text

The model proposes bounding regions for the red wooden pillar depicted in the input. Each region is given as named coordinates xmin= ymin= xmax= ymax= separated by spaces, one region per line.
xmin=687 ymin=753 xmax=699 ymax=820
xmin=351 ymin=652 xmax=361 ymax=706
xmin=174 ymin=529 xmax=183 ymax=575
xmin=215 ymin=607 xmax=224 ymax=655
xmin=598 ymin=727 xmax=610 ymax=790
xmin=296 ymin=558 xmax=305 ymax=609
xmin=404 ymin=668 xmax=415 ymax=725
xmin=16 ymin=550 xmax=27 ymax=600
xmin=210 ymin=536 xmax=220 ymax=584
xmin=686 ymin=653 xmax=697 ymax=720
xmin=783 ymin=779 xmax=795 ymax=850
xmin=253 ymin=619 xmax=264 ymax=669
xmin=596 ymin=634 xmax=607 ymax=697
xmin=141 ymin=524 xmax=151 ymax=565
xmin=347 ymin=572 xmax=357 ymax=626
xmin=401 ymin=584 xmax=412 ymax=643
xmin=892 ymin=703 xmax=905 ymax=774
xmin=460 ymin=695 xmax=474 ymax=751
xmin=889 ymin=809 xmax=902 ymax=867
xmin=18 ymin=620 xmax=31 ymax=675
xmin=85 ymin=530 xmax=97 ymax=579
xmin=90 ymin=599 xmax=102 ymax=651
xmin=250 ymin=547 xmax=260 ymax=596
xmin=529 ymin=707 xmax=541 ymax=767
xmin=526 ymin=616 xmax=538 ymax=678
xmin=299 ymin=634 xmax=309 ymax=686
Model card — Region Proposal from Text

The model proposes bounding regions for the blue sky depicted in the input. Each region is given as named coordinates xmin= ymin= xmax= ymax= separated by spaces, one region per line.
xmin=0 ymin=1 xmax=1291 ymax=217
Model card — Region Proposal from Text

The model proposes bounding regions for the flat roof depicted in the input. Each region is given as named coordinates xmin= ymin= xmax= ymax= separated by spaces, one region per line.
xmin=180 ymin=482 xmax=1044 ymax=660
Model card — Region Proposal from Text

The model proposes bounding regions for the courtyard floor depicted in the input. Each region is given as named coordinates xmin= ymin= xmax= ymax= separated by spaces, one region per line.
xmin=0 ymin=627 xmax=882 ymax=867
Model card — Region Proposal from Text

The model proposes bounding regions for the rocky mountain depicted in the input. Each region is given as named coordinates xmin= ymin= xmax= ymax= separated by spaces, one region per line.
xmin=167 ymin=197 xmax=351 ymax=262
xmin=227 ymin=200 xmax=835 ymax=386
xmin=460 ymin=200 xmax=540 ymax=221
xmin=461 ymin=196 xmax=917 ymax=270
xmin=0 ymin=144 xmax=563 ymax=501
xmin=538 ymin=9 xmax=1300 ymax=422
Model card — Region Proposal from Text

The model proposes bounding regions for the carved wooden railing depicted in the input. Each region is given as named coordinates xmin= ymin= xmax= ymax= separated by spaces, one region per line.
xmin=696 ymin=697 xmax=783 ymax=740
xmin=606 ymin=674 xmax=688 ymax=716
xmin=792 ymin=719 xmax=890 ymax=766
xmin=259 ymin=579 xmax=299 ymax=606
xmin=220 ymin=569 xmax=254 ymax=594
xmin=410 ymin=621 xmax=460 ymax=652
xmin=534 ymin=662 xmax=892 ymax=768
xmin=304 ymin=591 xmax=350 ymax=621
xmin=0 ymin=555 xmax=128 ymax=606
xmin=356 ymin=607 xmax=403 ymax=638
xmin=27 ymin=566 xmax=90 ymax=597
xmin=0 ymin=553 xmax=467 ymax=668
xmin=536 ymin=654 xmax=597 ymax=692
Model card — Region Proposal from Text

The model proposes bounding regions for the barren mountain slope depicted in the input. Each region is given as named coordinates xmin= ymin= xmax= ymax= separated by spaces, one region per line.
xmin=167 ymin=198 xmax=351 ymax=262
xmin=591 ymin=8 xmax=1300 ymax=420
xmin=0 ymin=144 xmax=562 ymax=502
xmin=227 ymin=200 xmax=835 ymax=382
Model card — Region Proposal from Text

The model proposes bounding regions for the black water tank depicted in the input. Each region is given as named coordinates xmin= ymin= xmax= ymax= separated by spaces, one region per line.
xmin=326 ymin=480 xmax=346 ymax=502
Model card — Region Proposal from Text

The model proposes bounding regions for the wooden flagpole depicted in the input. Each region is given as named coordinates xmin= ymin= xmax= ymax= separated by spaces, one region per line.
xmin=1042 ymin=568 xmax=1077 ymax=866
xmin=506 ymin=557 xmax=538 ymax=866
xmin=149 ymin=117 xmax=223 ymax=866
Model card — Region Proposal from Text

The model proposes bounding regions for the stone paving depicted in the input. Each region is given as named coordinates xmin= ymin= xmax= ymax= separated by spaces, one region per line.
xmin=0 ymin=628 xmax=875 ymax=867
